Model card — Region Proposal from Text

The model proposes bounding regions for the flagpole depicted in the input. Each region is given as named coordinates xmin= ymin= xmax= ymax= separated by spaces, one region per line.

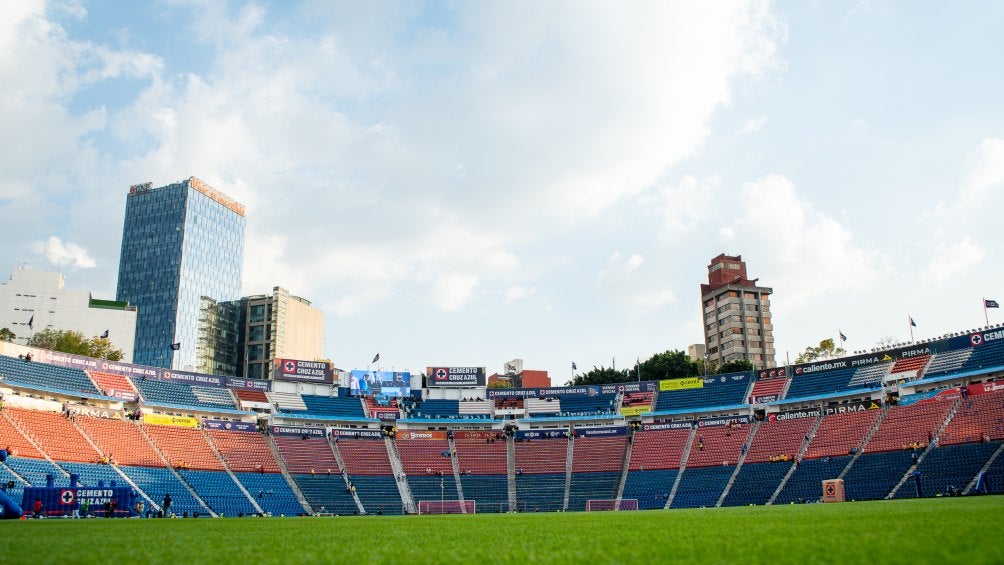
xmin=985 ymin=298 xmax=990 ymax=326
xmin=909 ymin=316 xmax=914 ymax=343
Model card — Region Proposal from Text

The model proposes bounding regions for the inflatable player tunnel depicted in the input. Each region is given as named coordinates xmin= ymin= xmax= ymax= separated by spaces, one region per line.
xmin=21 ymin=474 xmax=139 ymax=518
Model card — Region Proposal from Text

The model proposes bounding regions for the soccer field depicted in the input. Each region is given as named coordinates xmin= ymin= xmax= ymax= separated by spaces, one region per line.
xmin=2 ymin=497 xmax=1001 ymax=564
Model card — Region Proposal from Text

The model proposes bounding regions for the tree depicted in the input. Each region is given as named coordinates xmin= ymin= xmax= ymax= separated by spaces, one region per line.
xmin=487 ymin=379 xmax=512 ymax=389
xmin=27 ymin=328 xmax=124 ymax=361
xmin=567 ymin=366 xmax=630 ymax=386
xmin=0 ymin=327 xmax=15 ymax=343
xmin=717 ymin=359 xmax=754 ymax=374
xmin=794 ymin=338 xmax=845 ymax=364
xmin=635 ymin=350 xmax=700 ymax=382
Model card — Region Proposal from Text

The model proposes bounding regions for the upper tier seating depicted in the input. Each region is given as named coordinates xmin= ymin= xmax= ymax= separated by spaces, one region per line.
xmin=273 ymin=436 xmax=339 ymax=475
xmin=940 ymin=389 xmax=1004 ymax=444
xmin=269 ymin=391 xmax=307 ymax=412
xmin=87 ymin=371 xmax=137 ymax=396
xmin=803 ymin=409 xmax=881 ymax=459
xmin=686 ymin=422 xmax=752 ymax=468
xmin=134 ymin=378 xmax=237 ymax=410
xmin=747 ymin=378 xmax=786 ymax=403
xmin=785 ymin=367 xmax=861 ymax=399
xmin=924 ymin=349 xmax=973 ymax=377
xmin=191 ymin=386 xmax=236 ymax=406
xmin=143 ymin=424 xmax=224 ymax=470
xmin=628 ymin=428 xmax=691 ymax=470
xmin=6 ymin=408 xmax=100 ymax=462
xmin=889 ymin=355 xmax=930 ymax=380
xmin=865 ymin=401 xmax=954 ymax=453
xmin=524 ymin=398 xmax=560 ymax=415
xmin=962 ymin=338 xmax=1004 ymax=372
xmin=655 ymin=373 xmax=751 ymax=411
xmin=847 ymin=362 xmax=891 ymax=388
xmin=621 ymin=392 xmax=654 ymax=409
xmin=76 ymin=416 xmax=164 ymax=467
xmin=0 ymin=355 xmax=99 ymax=395
xmin=300 ymin=395 xmax=367 ymax=418
xmin=207 ymin=429 xmax=279 ymax=473
xmin=745 ymin=417 xmax=815 ymax=463
xmin=559 ymin=394 xmax=617 ymax=416
xmin=233 ymin=389 xmax=268 ymax=403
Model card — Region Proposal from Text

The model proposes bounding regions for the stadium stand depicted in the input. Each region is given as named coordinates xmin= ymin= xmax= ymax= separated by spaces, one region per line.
xmin=773 ymin=456 xmax=851 ymax=504
xmin=940 ymin=389 xmax=1004 ymax=444
xmin=784 ymin=367 xmax=861 ymax=399
xmin=622 ymin=469 xmax=677 ymax=509
xmin=894 ymin=442 xmax=1000 ymax=498
xmin=0 ymin=412 xmax=43 ymax=458
xmin=268 ymin=391 xmax=307 ymax=412
xmin=454 ymin=434 xmax=508 ymax=513
xmin=567 ymin=433 xmax=628 ymax=510
xmin=273 ymin=436 xmax=339 ymax=475
xmin=923 ymin=349 xmax=973 ymax=377
xmin=685 ymin=422 xmax=752 ymax=468
xmin=0 ymin=355 xmax=100 ymax=395
xmin=396 ymin=434 xmax=460 ymax=506
xmin=117 ymin=465 xmax=207 ymax=516
xmin=559 ymin=394 xmax=617 ymax=416
xmin=887 ymin=355 xmax=930 ymax=381
xmin=75 ymin=416 xmax=164 ymax=467
xmin=722 ymin=462 xmax=790 ymax=506
xmin=300 ymin=395 xmax=367 ymax=419
xmin=87 ymin=371 xmax=137 ymax=397
xmin=5 ymin=408 xmax=100 ymax=463
xmin=235 ymin=472 xmax=306 ymax=516
xmin=864 ymin=401 xmax=955 ymax=454
xmin=670 ymin=465 xmax=735 ymax=508
xmin=207 ymin=429 xmax=279 ymax=473
xmin=133 ymin=379 xmax=237 ymax=411
xmin=628 ymin=427 xmax=691 ymax=470
xmin=747 ymin=377 xmax=786 ymax=403
xmin=233 ymin=388 xmax=269 ymax=405
xmin=802 ymin=409 xmax=881 ymax=459
xmin=515 ymin=437 xmax=567 ymax=512
xmin=143 ymin=425 xmax=225 ymax=471
xmin=336 ymin=438 xmax=402 ymax=514
xmin=179 ymin=469 xmax=257 ymax=516
xmin=842 ymin=450 xmax=916 ymax=500
xmin=961 ymin=338 xmax=1004 ymax=372
xmin=524 ymin=398 xmax=560 ymax=416
xmin=654 ymin=373 xmax=751 ymax=411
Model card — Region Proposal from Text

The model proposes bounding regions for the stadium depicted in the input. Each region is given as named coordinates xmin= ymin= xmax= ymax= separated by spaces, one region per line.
xmin=0 ymin=324 xmax=1002 ymax=560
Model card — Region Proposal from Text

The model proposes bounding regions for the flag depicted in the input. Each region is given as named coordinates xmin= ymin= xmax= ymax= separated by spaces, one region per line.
xmin=986 ymin=299 xmax=1000 ymax=309
xmin=27 ymin=314 xmax=34 ymax=330
xmin=100 ymin=330 xmax=109 ymax=339
xmin=909 ymin=316 xmax=917 ymax=327
xmin=372 ymin=352 xmax=380 ymax=364
xmin=839 ymin=331 xmax=847 ymax=342
xmin=170 ymin=342 xmax=181 ymax=351
xmin=571 ymin=362 xmax=577 ymax=371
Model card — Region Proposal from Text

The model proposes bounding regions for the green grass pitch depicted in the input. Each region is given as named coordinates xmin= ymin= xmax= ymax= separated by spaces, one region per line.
xmin=1 ymin=497 xmax=1001 ymax=564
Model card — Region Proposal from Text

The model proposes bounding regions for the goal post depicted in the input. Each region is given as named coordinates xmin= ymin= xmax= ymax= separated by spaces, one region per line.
xmin=585 ymin=499 xmax=639 ymax=512
xmin=417 ymin=500 xmax=476 ymax=515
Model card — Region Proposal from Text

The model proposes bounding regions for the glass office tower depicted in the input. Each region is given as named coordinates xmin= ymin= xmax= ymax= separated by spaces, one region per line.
xmin=116 ymin=177 xmax=246 ymax=371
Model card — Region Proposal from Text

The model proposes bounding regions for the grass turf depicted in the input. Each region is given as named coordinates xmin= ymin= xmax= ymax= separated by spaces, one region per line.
xmin=1 ymin=496 xmax=1001 ymax=564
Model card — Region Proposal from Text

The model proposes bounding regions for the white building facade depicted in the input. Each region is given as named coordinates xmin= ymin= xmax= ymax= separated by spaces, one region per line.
xmin=0 ymin=268 xmax=137 ymax=361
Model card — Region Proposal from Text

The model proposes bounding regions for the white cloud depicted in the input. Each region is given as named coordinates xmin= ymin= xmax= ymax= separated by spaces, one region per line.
xmin=431 ymin=273 xmax=479 ymax=311
xmin=35 ymin=236 xmax=95 ymax=269
xmin=739 ymin=114 xmax=768 ymax=134
xmin=648 ymin=175 xmax=720 ymax=234
xmin=598 ymin=253 xmax=676 ymax=312
xmin=922 ymin=236 xmax=984 ymax=286
xmin=960 ymin=137 xmax=1004 ymax=204
xmin=728 ymin=174 xmax=885 ymax=308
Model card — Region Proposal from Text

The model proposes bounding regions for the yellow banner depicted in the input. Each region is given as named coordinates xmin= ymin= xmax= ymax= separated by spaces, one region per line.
xmin=659 ymin=377 xmax=705 ymax=392
xmin=143 ymin=413 xmax=199 ymax=428
xmin=620 ymin=406 xmax=651 ymax=417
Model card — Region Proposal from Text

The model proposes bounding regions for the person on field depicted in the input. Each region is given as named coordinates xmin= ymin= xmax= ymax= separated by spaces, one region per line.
xmin=163 ymin=493 xmax=172 ymax=517
xmin=33 ymin=499 xmax=43 ymax=519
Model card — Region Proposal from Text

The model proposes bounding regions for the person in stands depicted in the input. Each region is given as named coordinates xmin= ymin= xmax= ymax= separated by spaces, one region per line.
xmin=162 ymin=493 xmax=172 ymax=517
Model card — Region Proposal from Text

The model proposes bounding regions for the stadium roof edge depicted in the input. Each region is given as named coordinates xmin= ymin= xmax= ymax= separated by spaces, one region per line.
xmin=648 ymin=403 xmax=750 ymax=417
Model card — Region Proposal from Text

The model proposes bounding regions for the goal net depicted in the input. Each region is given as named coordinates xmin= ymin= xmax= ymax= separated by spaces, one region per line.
xmin=585 ymin=499 xmax=639 ymax=512
xmin=417 ymin=500 xmax=476 ymax=515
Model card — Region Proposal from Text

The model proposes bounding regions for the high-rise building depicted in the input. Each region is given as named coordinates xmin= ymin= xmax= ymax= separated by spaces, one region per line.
xmin=0 ymin=267 xmax=137 ymax=361
xmin=231 ymin=287 xmax=325 ymax=380
xmin=116 ymin=177 xmax=246 ymax=371
xmin=700 ymin=254 xmax=775 ymax=370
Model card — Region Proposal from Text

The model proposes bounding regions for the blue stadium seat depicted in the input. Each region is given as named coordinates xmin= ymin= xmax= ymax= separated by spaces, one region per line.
xmin=515 ymin=473 xmax=565 ymax=512
xmin=773 ymin=456 xmax=850 ymax=504
xmin=893 ymin=442 xmax=999 ymax=498
xmin=459 ymin=475 xmax=508 ymax=513
xmin=622 ymin=469 xmax=677 ymax=510
xmin=670 ymin=466 xmax=734 ymax=508
xmin=234 ymin=472 xmax=306 ymax=516
xmin=721 ymin=462 xmax=789 ymax=506
xmin=290 ymin=474 xmax=357 ymax=515
xmin=567 ymin=472 xmax=620 ymax=511
xmin=0 ymin=355 xmax=99 ymax=396
xmin=654 ymin=373 xmax=751 ymax=412
xmin=842 ymin=451 xmax=915 ymax=501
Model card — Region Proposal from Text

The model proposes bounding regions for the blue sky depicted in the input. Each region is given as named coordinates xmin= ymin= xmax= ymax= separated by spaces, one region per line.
xmin=2 ymin=1 xmax=1002 ymax=380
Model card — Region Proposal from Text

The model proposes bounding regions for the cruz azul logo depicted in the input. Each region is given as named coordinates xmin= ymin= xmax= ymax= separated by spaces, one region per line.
xmin=284 ymin=360 xmax=297 ymax=372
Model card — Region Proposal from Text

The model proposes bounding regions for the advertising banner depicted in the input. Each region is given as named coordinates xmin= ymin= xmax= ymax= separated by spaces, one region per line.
xmin=757 ymin=367 xmax=787 ymax=379
xmin=396 ymin=430 xmax=447 ymax=441
xmin=349 ymin=370 xmax=410 ymax=397
xmin=659 ymin=377 xmax=704 ymax=392
xmin=329 ymin=428 xmax=384 ymax=439
xmin=226 ymin=377 xmax=271 ymax=392
xmin=203 ymin=419 xmax=256 ymax=432
xmin=620 ymin=406 xmax=652 ymax=417
xmin=426 ymin=367 xmax=487 ymax=387
xmin=750 ymin=394 xmax=779 ymax=404
xmin=162 ymin=370 xmax=225 ymax=387
xmin=970 ymin=381 xmax=1004 ymax=396
xmin=270 ymin=425 xmax=326 ymax=438
xmin=104 ymin=389 xmax=139 ymax=402
xmin=767 ymin=408 xmax=821 ymax=423
xmin=515 ymin=429 xmax=569 ymax=440
xmin=487 ymin=385 xmax=606 ymax=399
xmin=275 ymin=359 xmax=334 ymax=385
xmin=821 ymin=398 xmax=882 ymax=416
xmin=698 ymin=415 xmax=751 ymax=427
xmin=452 ymin=431 xmax=502 ymax=440
xmin=641 ymin=421 xmax=694 ymax=431
xmin=576 ymin=426 xmax=628 ymax=437
xmin=599 ymin=381 xmax=659 ymax=395
xmin=143 ymin=413 xmax=198 ymax=428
